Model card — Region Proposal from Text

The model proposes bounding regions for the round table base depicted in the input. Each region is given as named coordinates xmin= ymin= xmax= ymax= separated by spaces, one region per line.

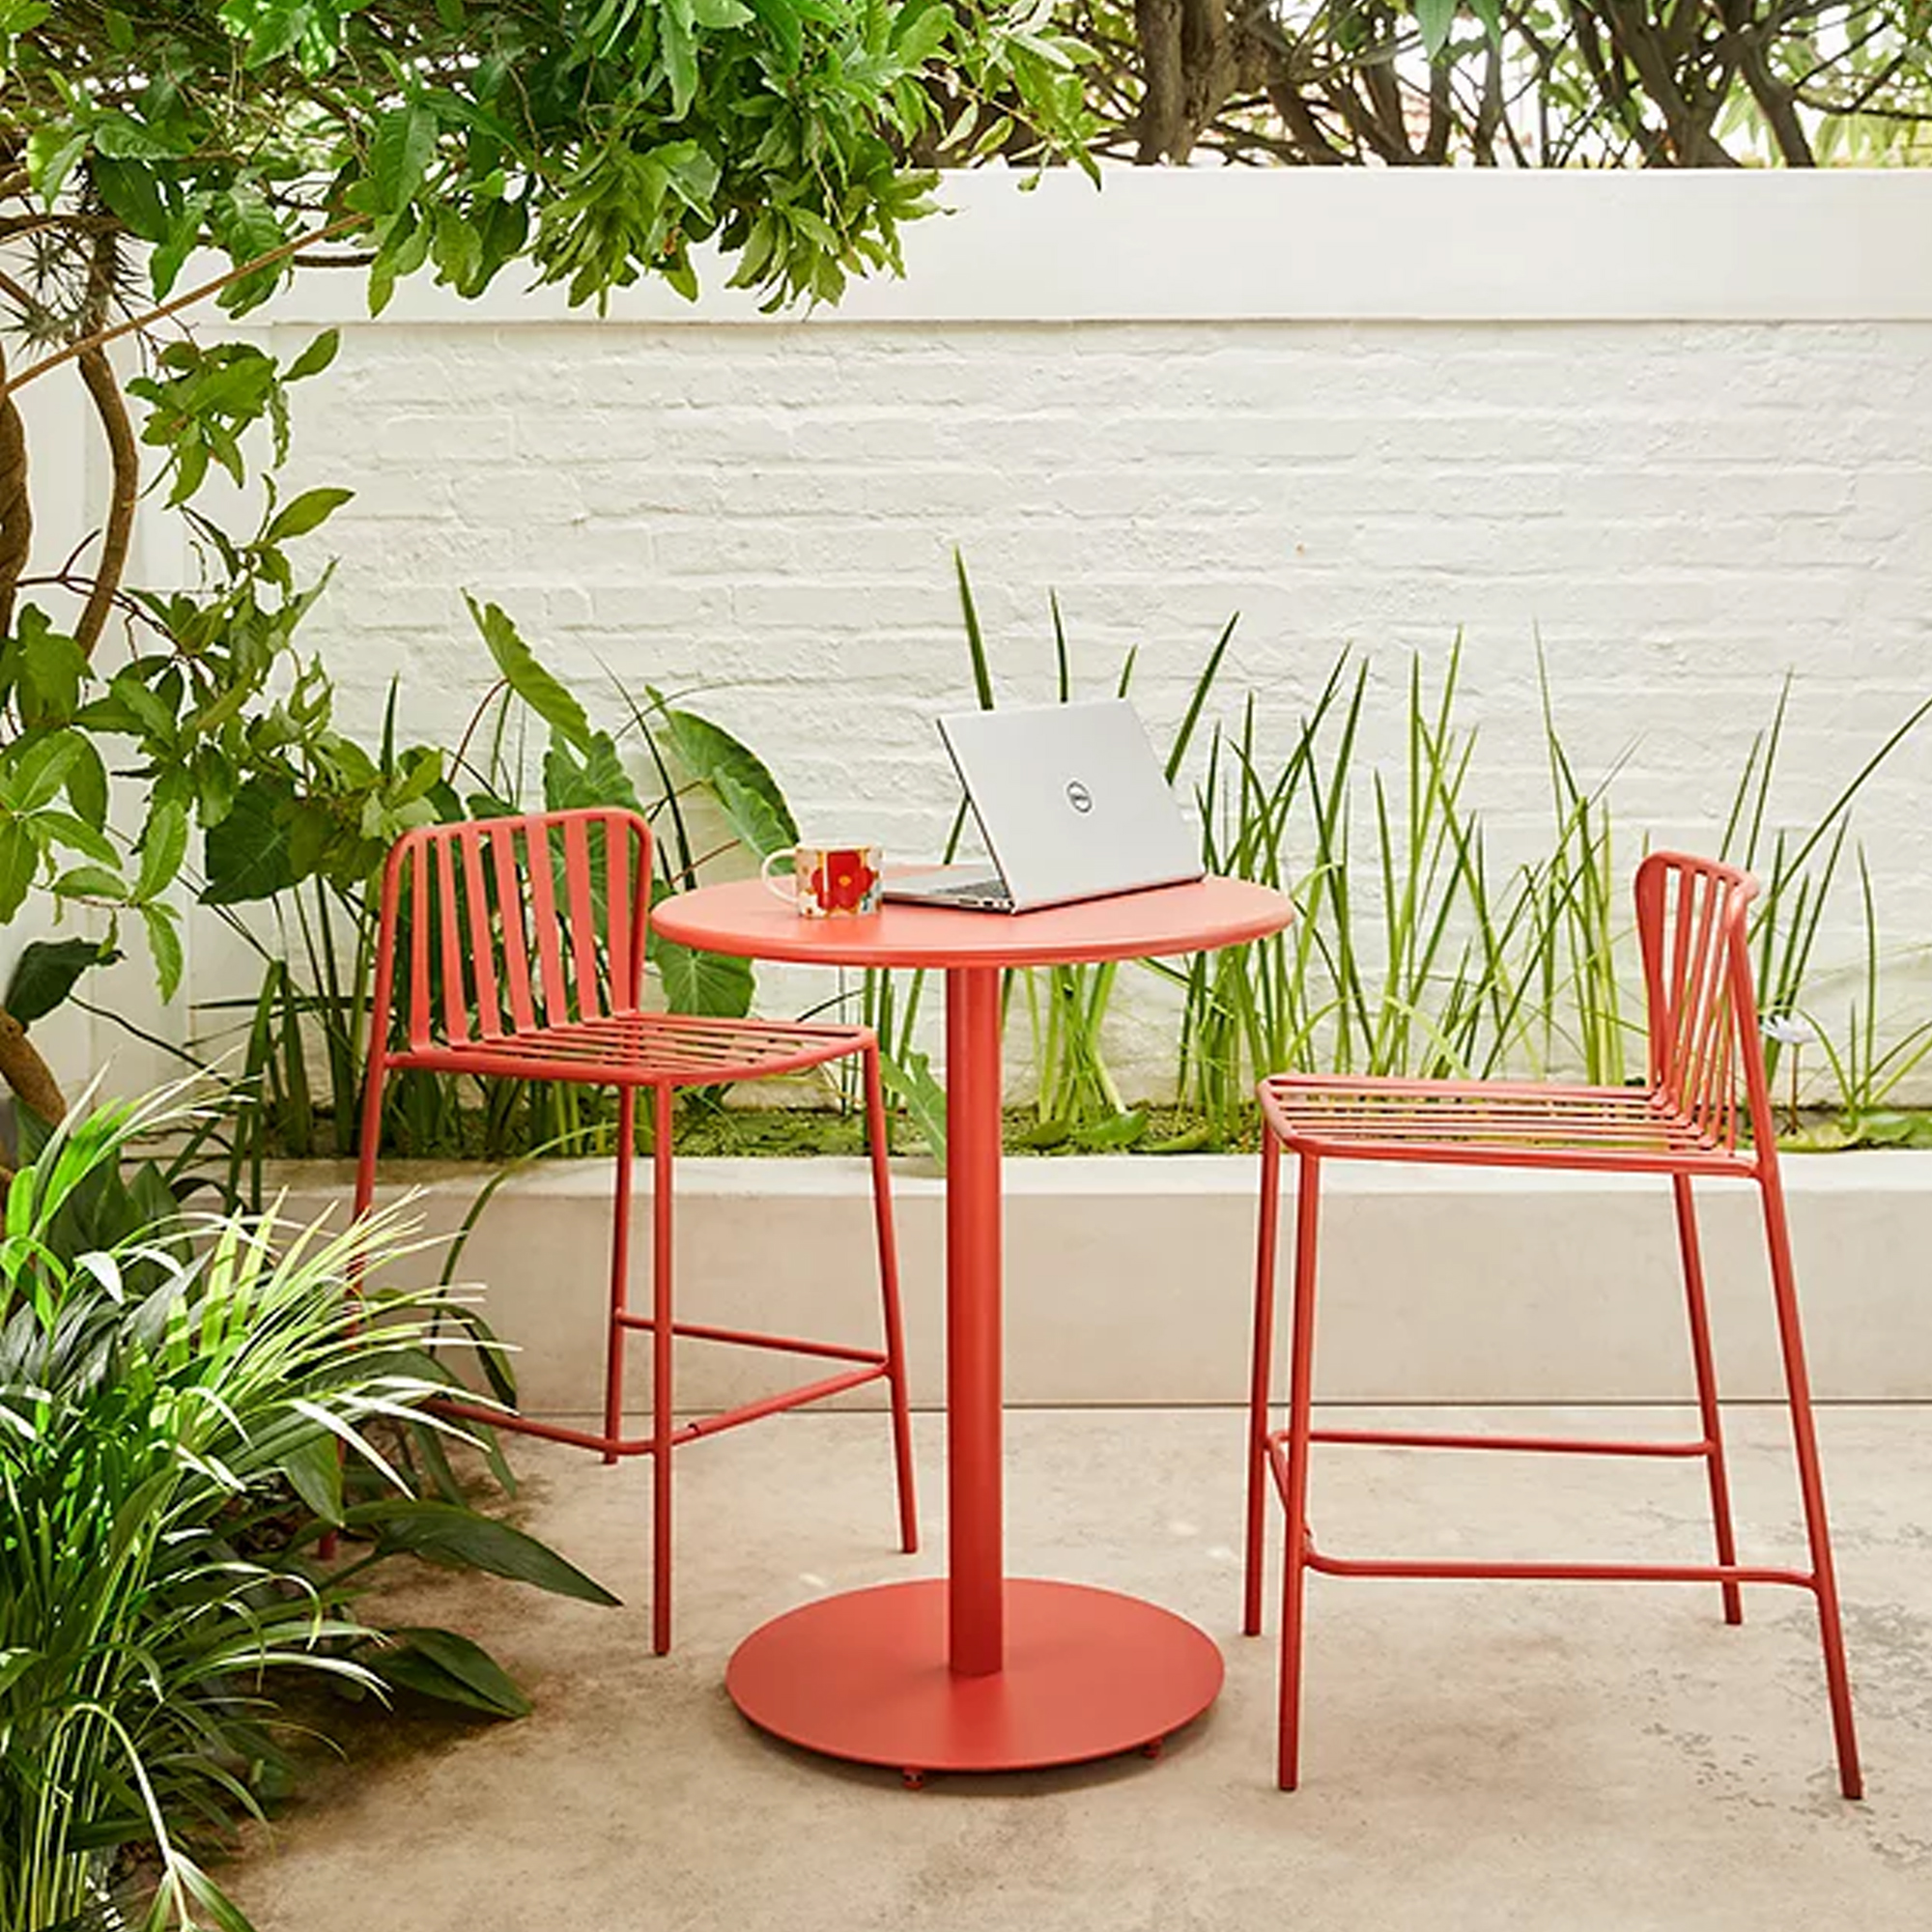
xmin=725 ymin=1577 xmax=1225 ymax=1776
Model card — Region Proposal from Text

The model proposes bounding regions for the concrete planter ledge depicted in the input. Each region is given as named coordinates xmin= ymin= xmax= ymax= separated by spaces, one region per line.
xmin=273 ymin=1151 xmax=1932 ymax=1411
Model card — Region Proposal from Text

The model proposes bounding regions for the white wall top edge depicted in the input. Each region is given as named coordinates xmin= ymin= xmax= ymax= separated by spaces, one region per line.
xmin=244 ymin=169 xmax=1932 ymax=329
xmin=274 ymin=1150 xmax=1932 ymax=1202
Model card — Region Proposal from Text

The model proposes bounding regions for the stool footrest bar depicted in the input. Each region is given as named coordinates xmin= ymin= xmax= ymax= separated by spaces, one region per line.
xmin=612 ymin=1313 xmax=887 ymax=1366
xmin=428 ymin=1360 xmax=889 ymax=1458
xmin=1304 ymin=1544 xmax=1818 ymax=1591
xmin=1291 ymin=1426 xmax=1717 ymax=1460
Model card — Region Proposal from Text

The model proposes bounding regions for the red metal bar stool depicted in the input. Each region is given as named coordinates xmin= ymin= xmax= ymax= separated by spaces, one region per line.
xmin=1244 ymin=850 xmax=1860 ymax=1797
xmin=354 ymin=807 xmax=918 ymax=1653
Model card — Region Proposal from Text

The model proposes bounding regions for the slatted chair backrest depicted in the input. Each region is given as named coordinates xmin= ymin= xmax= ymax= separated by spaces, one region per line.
xmin=368 ymin=810 xmax=654 ymax=1054
xmin=1634 ymin=850 xmax=1767 ymax=1154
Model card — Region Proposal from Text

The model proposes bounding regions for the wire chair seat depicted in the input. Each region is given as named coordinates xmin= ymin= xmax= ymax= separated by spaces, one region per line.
xmin=393 ymin=1009 xmax=873 ymax=1089
xmin=1259 ymin=1072 xmax=1748 ymax=1173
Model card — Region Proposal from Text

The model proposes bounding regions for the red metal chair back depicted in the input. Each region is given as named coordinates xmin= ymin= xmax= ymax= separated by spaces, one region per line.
xmin=368 ymin=808 xmax=654 ymax=1054
xmin=1634 ymin=850 xmax=1768 ymax=1154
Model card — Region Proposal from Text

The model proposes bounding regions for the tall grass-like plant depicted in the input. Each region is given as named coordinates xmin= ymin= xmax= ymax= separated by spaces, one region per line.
xmin=1164 ymin=642 xmax=1541 ymax=1135
xmin=1164 ymin=644 xmax=1930 ymax=1143
xmin=1803 ymin=845 xmax=1932 ymax=1143
xmin=870 ymin=555 xmax=1236 ymax=1155
xmin=0 ymin=1086 xmax=616 ymax=1932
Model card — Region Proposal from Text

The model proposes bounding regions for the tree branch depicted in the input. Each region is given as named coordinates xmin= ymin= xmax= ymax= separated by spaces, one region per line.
xmin=2 ymin=213 xmax=364 ymax=400
xmin=0 ymin=335 xmax=29 ymax=638
xmin=1718 ymin=0 xmax=1815 ymax=160
xmin=71 ymin=231 xmax=140 ymax=659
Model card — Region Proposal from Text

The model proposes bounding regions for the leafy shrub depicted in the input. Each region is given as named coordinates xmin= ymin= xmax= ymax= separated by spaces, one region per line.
xmin=0 ymin=1085 xmax=616 ymax=1932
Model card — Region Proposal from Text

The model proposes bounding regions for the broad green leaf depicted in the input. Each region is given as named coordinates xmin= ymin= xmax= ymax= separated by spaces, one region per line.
xmin=52 ymin=864 xmax=124 ymax=898
xmin=3 ymin=727 xmax=82 ymax=811
xmin=265 ymin=486 xmax=355 ymax=543
xmin=32 ymin=810 xmax=117 ymax=866
xmin=66 ymin=733 xmax=109 ymax=829
xmin=285 ymin=327 xmax=341 ymax=383
xmin=367 ymin=101 xmax=438 ymax=214
xmin=652 ymin=702 xmax=798 ymax=857
xmin=877 ymin=1044 xmax=947 ymax=1166
xmin=1072 ymin=1108 xmax=1148 ymax=1150
xmin=0 ymin=1648 xmax=38 ymax=1695
xmin=141 ymin=901 xmax=184 ymax=1000
xmin=202 ymin=777 xmax=297 ymax=904
xmin=350 ymin=1498 xmax=622 ymax=1604
xmin=891 ymin=0 xmax=951 ymax=64
xmin=542 ymin=732 xmax=643 ymax=815
xmin=90 ymin=114 xmax=184 ymax=161
xmin=152 ymin=189 xmax=213 ymax=298
xmin=4 ymin=937 xmax=122 ymax=1027
xmin=218 ymin=0 xmax=320 ymax=66
xmin=89 ymin=156 xmax=170 ymax=240
xmin=467 ymin=595 xmax=591 ymax=751
xmin=279 ymin=1429 xmax=345 ymax=1524
xmin=660 ymin=5 xmax=698 ymax=117
xmin=367 ymin=1627 xmax=531 ymax=1718
xmin=135 ymin=797 xmax=189 ymax=900
xmin=211 ymin=184 xmax=288 ymax=313
xmin=0 ymin=822 xmax=40 ymax=919
xmin=24 ymin=126 xmax=87 ymax=202
xmin=650 ymin=933 xmax=754 ymax=1016
xmin=16 ymin=615 xmax=86 ymax=722
xmin=366 ymin=250 xmax=398 ymax=317
xmin=1412 ymin=0 xmax=1457 ymax=58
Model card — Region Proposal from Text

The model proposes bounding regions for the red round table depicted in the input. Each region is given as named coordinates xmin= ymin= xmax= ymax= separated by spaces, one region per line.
xmin=653 ymin=875 xmax=1295 ymax=1778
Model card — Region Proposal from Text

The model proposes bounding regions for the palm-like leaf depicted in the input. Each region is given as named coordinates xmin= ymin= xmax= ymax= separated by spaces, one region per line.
xmin=0 ymin=1085 xmax=614 ymax=1932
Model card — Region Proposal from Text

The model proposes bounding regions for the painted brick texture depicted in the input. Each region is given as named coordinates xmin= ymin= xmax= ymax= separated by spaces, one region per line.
xmin=24 ymin=177 xmax=1932 ymax=1098
xmin=201 ymin=315 xmax=1928 ymax=1095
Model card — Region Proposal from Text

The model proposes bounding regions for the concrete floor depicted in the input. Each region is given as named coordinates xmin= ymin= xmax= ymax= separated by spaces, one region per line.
xmin=227 ymin=1406 xmax=1932 ymax=1932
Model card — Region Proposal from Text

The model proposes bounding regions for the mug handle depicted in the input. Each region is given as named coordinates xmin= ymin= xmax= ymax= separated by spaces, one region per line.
xmin=760 ymin=847 xmax=799 ymax=903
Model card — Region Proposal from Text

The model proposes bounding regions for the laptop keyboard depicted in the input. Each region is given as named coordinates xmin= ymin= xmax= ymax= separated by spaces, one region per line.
xmin=917 ymin=878 xmax=1012 ymax=905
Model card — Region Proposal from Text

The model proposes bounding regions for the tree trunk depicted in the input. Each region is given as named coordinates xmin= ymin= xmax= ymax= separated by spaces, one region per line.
xmin=1133 ymin=0 xmax=1236 ymax=162
xmin=0 ymin=335 xmax=29 ymax=638
xmin=0 ymin=1009 xmax=68 ymax=1124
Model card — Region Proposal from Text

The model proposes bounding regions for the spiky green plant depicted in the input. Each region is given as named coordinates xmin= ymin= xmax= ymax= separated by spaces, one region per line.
xmin=0 ymin=1085 xmax=616 ymax=1932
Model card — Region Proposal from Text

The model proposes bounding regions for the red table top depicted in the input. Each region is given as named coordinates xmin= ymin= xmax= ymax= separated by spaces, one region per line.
xmin=652 ymin=873 xmax=1293 ymax=971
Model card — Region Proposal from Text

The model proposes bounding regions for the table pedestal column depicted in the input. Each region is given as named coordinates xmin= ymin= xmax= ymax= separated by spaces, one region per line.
xmin=945 ymin=966 xmax=1004 ymax=1674
xmin=724 ymin=965 xmax=1224 ymax=1776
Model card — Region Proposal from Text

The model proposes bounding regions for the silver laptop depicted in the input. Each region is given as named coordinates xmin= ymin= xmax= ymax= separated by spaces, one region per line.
xmin=886 ymin=698 xmax=1204 ymax=914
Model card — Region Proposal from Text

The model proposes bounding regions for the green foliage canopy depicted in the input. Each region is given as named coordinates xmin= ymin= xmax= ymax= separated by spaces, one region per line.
xmin=2 ymin=0 xmax=1092 ymax=323
xmin=0 ymin=0 xmax=1090 ymax=1025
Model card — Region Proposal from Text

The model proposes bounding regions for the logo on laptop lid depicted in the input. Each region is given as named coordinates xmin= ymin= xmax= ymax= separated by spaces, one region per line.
xmin=1065 ymin=780 xmax=1094 ymax=814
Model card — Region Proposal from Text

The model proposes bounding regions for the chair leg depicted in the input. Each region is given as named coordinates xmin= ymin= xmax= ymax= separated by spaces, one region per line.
xmin=352 ymin=1055 xmax=385 ymax=1229
xmin=1757 ymin=1165 xmax=1862 ymax=1800
xmin=651 ymin=1084 xmax=675 ymax=1657
xmin=1243 ymin=1123 xmax=1283 ymax=1637
xmin=1277 ymin=1152 xmax=1322 ymax=1792
xmin=604 ymin=1090 xmax=638 ymax=1464
xmin=329 ymin=1057 xmax=388 ymax=1562
xmin=864 ymin=1044 xmax=919 ymax=1555
xmin=1671 ymin=1175 xmax=1743 ymax=1626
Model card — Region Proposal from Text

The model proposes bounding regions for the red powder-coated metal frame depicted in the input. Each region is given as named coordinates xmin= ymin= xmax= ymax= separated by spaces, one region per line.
xmin=1244 ymin=850 xmax=1861 ymax=1799
xmin=655 ymin=874 xmax=1294 ymax=1778
xmin=353 ymin=809 xmax=917 ymax=1655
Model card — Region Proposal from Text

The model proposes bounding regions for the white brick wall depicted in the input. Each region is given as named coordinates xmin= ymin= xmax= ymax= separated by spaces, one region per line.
xmin=25 ymin=172 xmax=1932 ymax=1102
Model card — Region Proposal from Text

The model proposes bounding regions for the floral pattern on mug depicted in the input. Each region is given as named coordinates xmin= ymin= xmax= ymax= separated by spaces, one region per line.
xmin=811 ymin=848 xmax=880 ymax=915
